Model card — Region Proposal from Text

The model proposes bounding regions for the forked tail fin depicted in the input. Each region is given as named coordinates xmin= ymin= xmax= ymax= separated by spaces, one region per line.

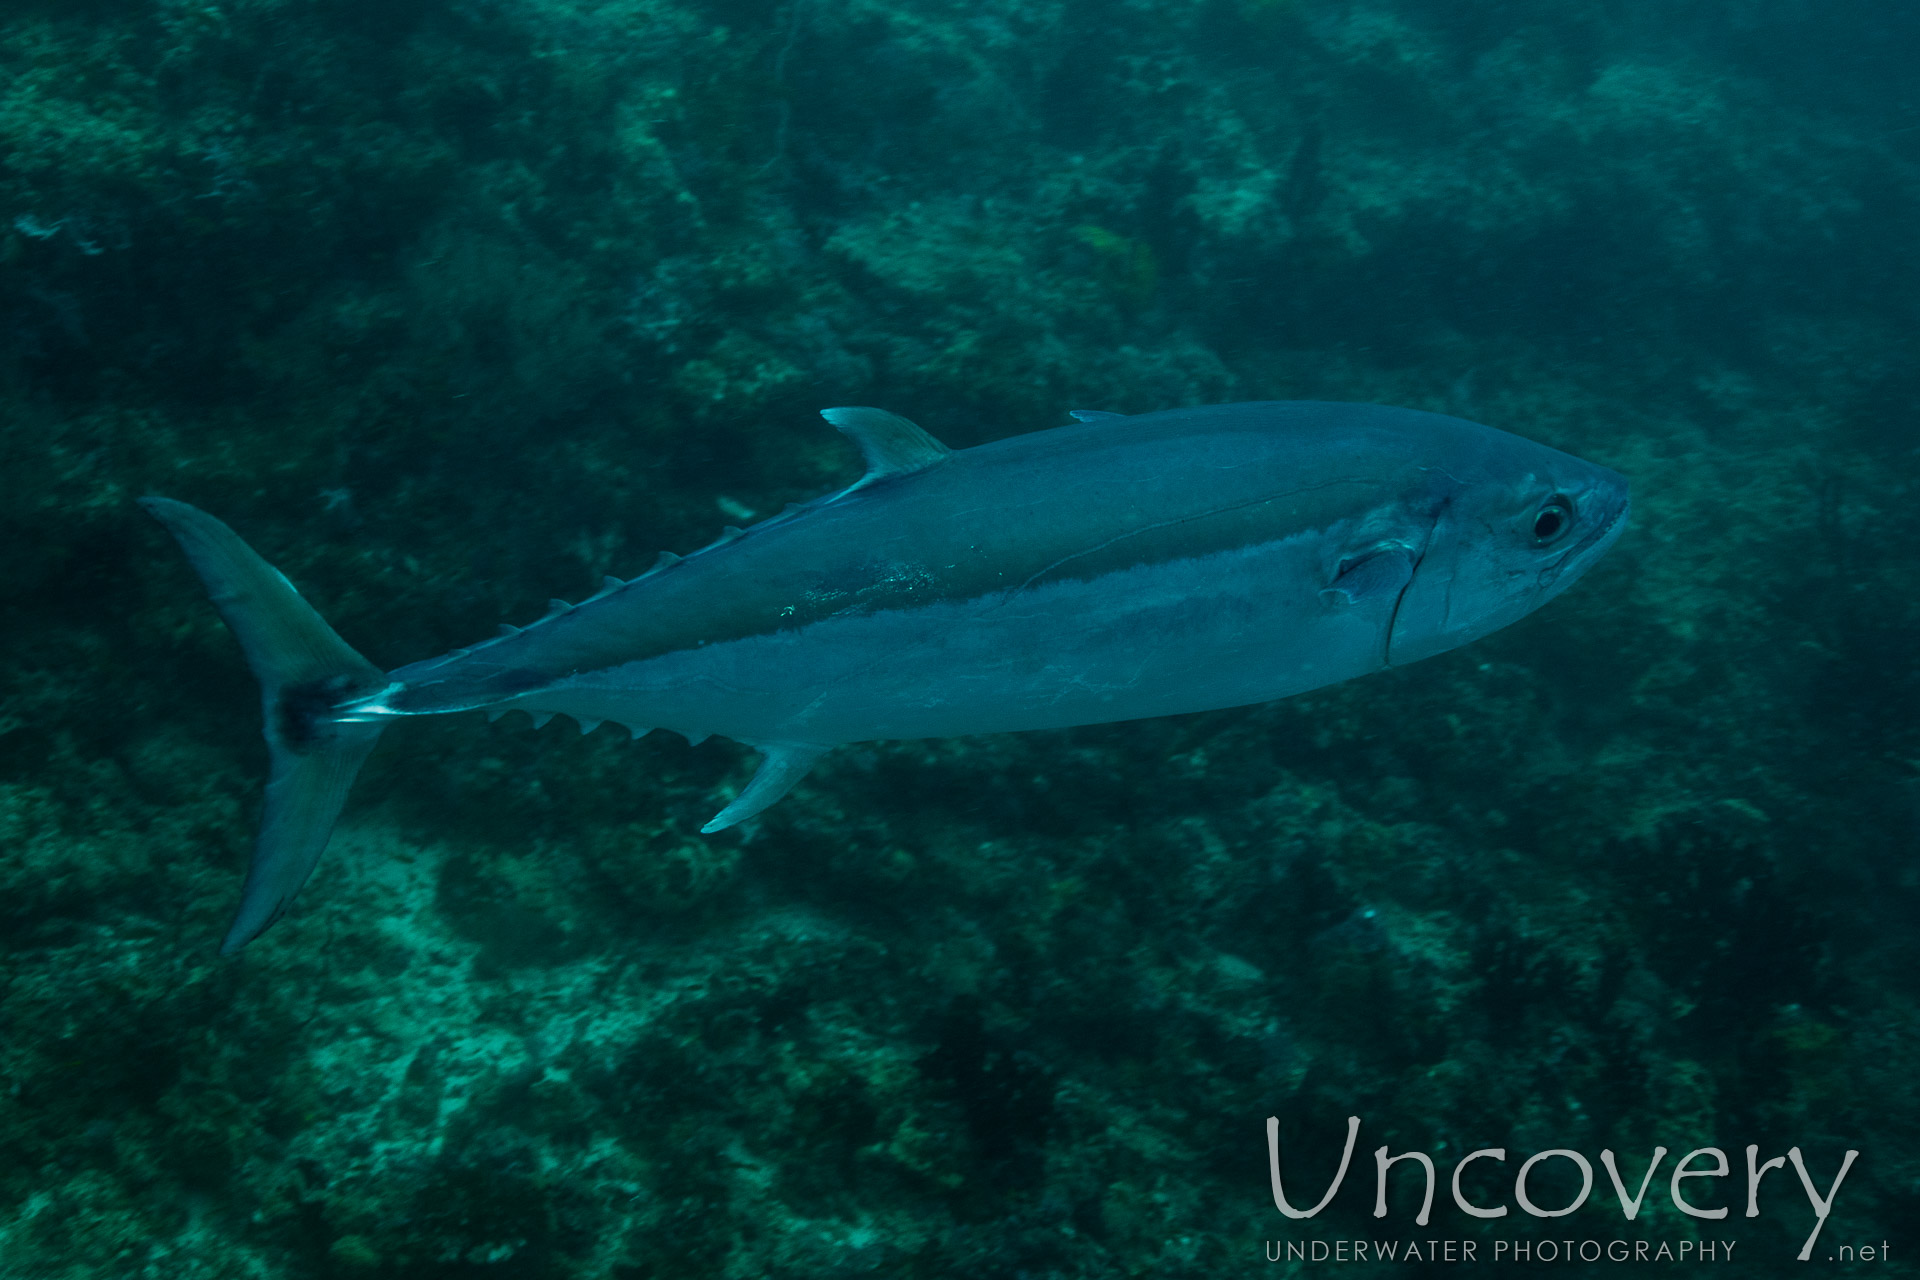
xmin=142 ymin=498 xmax=387 ymax=954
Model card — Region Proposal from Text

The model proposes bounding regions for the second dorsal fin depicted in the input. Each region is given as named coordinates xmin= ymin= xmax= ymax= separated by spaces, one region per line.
xmin=821 ymin=407 xmax=951 ymax=491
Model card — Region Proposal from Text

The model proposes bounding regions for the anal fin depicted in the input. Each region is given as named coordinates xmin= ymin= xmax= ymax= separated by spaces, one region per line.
xmin=700 ymin=742 xmax=829 ymax=834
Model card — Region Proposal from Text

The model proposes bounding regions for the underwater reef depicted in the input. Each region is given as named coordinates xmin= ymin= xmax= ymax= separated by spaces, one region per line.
xmin=3 ymin=0 xmax=1920 ymax=1273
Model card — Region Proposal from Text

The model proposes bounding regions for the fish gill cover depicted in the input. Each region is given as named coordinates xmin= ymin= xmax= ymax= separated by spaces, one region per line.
xmin=0 ymin=0 xmax=1917 ymax=1274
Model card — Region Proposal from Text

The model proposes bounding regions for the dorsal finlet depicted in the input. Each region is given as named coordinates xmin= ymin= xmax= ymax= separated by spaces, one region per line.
xmin=602 ymin=575 xmax=624 ymax=591
xmin=496 ymin=623 xmax=521 ymax=637
xmin=653 ymin=551 xmax=682 ymax=571
xmin=821 ymin=407 xmax=951 ymax=489
xmin=545 ymin=598 xmax=571 ymax=616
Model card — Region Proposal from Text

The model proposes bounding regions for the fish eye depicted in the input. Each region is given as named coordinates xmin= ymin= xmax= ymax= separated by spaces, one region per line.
xmin=1532 ymin=496 xmax=1573 ymax=545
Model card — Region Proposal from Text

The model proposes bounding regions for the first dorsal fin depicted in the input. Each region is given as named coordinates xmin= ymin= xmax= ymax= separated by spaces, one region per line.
xmin=821 ymin=407 xmax=951 ymax=491
xmin=1069 ymin=409 xmax=1125 ymax=422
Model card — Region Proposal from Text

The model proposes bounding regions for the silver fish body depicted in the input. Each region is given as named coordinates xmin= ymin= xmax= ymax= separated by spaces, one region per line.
xmin=377 ymin=402 xmax=1626 ymax=740
xmin=144 ymin=400 xmax=1628 ymax=951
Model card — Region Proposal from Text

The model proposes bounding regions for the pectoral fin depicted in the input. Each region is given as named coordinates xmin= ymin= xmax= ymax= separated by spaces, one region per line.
xmin=1319 ymin=547 xmax=1414 ymax=607
xmin=700 ymin=742 xmax=829 ymax=833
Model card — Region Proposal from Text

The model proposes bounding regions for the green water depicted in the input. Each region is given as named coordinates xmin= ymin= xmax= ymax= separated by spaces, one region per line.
xmin=2 ymin=0 xmax=1916 ymax=1273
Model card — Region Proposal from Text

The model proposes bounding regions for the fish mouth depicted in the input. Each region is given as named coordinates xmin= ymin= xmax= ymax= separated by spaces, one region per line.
xmin=1579 ymin=491 xmax=1631 ymax=559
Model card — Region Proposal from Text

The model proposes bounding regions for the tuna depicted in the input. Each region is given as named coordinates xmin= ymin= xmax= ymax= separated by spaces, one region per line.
xmin=144 ymin=401 xmax=1629 ymax=952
